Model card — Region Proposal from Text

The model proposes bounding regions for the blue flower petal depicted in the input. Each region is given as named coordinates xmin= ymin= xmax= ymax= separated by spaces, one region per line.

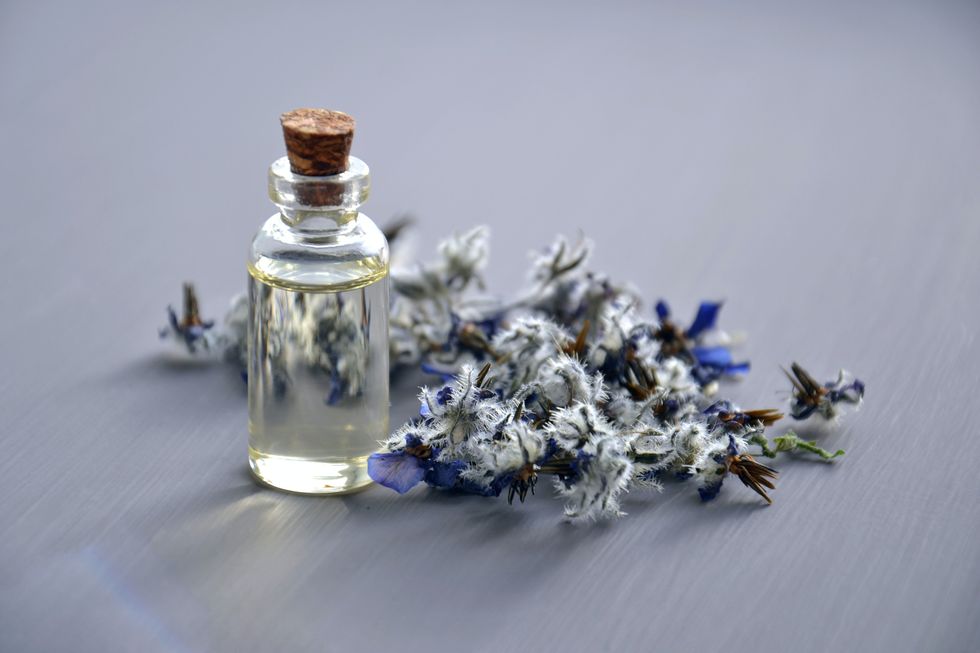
xmin=368 ymin=452 xmax=425 ymax=494
xmin=692 ymin=345 xmax=733 ymax=367
xmin=464 ymin=474 xmax=506 ymax=497
xmin=724 ymin=361 xmax=751 ymax=375
xmin=727 ymin=434 xmax=739 ymax=456
xmin=325 ymin=371 xmax=344 ymax=405
xmin=790 ymin=401 xmax=819 ymax=420
xmin=167 ymin=306 xmax=180 ymax=331
xmin=420 ymin=362 xmax=457 ymax=382
xmin=638 ymin=469 xmax=661 ymax=485
xmin=655 ymin=300 xmax=670 ymax=320
xmin=686 ymin=301 xmax=722 ymax=339
xmin=828 ymin=378 xmax=865 ymax=404
xmin=404 ymin=433 xmax=424 ymax=448
xmin=698 ymin=478 xmax=725 ymax=502
xmin=424 ymin=459 xmax=466 ymax=488
xmin=703 ymin=400 xmax=735 ymax=415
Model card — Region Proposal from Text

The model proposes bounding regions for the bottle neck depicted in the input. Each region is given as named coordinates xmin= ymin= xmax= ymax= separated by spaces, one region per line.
xmin=268 ymin=155 xmax=370 ymax=234
xmin=277 ymin=207 xmax=358 ymax=232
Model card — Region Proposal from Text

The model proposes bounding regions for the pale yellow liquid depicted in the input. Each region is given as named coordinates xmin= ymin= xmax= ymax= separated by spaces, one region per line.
xmin=247 ymin=265 xmax=389 ymax=494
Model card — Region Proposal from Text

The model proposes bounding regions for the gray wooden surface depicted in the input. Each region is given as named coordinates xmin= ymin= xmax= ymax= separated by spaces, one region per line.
xmin=2 ymin=1 xmax=979 ymax=651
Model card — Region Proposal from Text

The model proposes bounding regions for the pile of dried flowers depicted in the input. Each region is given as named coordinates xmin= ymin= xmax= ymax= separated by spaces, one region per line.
xmin=161 ymin=225 xmax=863 ymax=520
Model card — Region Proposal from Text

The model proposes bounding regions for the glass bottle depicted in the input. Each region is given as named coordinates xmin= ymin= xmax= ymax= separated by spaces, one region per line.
xmin=247 ymin=111 xmax=389 ymax=494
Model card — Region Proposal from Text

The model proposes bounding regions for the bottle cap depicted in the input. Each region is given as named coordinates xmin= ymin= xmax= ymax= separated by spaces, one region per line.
xmin=280 ymin=108 xmax=355 ymax=176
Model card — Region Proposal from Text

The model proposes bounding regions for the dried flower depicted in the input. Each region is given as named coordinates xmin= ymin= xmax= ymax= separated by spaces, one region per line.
xmin=704 ymin=401 xmax=784 ymax=429
xmin=533 ymin=354 xmax=605 ymax=409
xmin=727 ymin=452 xmax=778 ymax=504
xmin=159 ymin=283 xmax=216 ymax=354
xmin=163 ymin=222 xmax=865 ymax=521
xmin=654 ymin=300 xmax=749 ymax=384
xmin=366 ymin=448 xmax=426 ymax=494
xmin=785 ymin=362 xmax=865 ymax=420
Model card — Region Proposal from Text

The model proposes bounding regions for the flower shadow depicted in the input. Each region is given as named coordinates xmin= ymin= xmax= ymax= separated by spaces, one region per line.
xmin=102 ymin=352 xmax=246 ymax=397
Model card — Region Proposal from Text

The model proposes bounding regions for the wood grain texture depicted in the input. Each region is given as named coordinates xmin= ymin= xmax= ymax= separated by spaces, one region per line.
xmin=1 ymin=1 xmax=978 ymax=652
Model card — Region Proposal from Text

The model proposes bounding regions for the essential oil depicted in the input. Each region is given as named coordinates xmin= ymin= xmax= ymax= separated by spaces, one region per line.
xmin=247 ymin=109 xmax=389 ymax=494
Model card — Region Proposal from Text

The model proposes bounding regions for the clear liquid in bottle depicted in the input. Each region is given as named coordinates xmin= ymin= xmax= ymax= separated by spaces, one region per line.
xmin=247 ymin=267 xmax=389 ymax=494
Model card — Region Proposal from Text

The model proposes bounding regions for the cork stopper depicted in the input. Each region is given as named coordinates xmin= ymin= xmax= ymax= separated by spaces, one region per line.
xmin=280 ymin=108 xmax=355 ymax=177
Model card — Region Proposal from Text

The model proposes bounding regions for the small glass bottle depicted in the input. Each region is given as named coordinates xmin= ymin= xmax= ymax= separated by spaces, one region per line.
xmin=247 ymin=109 xmax=389 ymax=494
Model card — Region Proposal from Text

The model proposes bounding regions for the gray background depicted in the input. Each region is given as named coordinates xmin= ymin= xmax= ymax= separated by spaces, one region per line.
xmin=1 ymin=0 xmax=978 ymax=651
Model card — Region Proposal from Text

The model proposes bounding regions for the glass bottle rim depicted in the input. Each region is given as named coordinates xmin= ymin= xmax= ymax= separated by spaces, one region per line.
xmin=268 ymin=155 xmax=370 ymax=213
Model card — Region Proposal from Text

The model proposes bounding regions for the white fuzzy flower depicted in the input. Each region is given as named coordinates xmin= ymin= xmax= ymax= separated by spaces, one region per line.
xmin=557 ymin=434 xmax=633 ymax=520
xmin=493 ymin=317 xmax=572 ymax=391
xmin=653 ymin=357 xmax=699 ymax=396
xmin=545 ymin=402 xmax=617 ymax=453
xmin=533 ymin=354 xmax=605 ymax=408
xmin=496 ymin=421 xmax=547 ymax=472
xmin=419 ymin=365 xmax=510 ymax=448
xmin=379 ymin=420 xmax=425 ymax=452
xmin=603 ymin=389 xmax=641 ymax=426
xmin=631 ymin=419 xmax=725 ymax=479
xmin=671 ymin=420 xmax=713 ymax=474
xmin=587 ymin=300 xmax=643 ymax=369
xmin=391 ymin=265 xmax=450 ymax=301
xmin=438 ymin=226 xmax=489 ymax=290
xmin=627 ymin=423 xmax=674 ymax=457
xmin=528 ymin=235 xmax=591 ymax=286
xmin=459 ymin=420 xmax=547 ymax=490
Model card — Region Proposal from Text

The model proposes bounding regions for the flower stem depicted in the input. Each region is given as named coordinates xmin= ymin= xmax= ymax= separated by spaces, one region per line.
xmin=773 ymin=432 xmax=844 ymax=461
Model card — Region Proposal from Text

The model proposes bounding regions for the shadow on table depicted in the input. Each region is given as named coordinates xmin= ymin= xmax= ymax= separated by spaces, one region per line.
xmin=98 ymin=352 xmax=247 ymax=408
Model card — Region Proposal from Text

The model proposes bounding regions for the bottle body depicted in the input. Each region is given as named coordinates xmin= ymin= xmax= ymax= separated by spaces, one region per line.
xmin=247 ymin=156 xmax=389 ymax=494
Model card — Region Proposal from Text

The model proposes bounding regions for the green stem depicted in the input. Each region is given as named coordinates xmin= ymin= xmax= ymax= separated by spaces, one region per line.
xmin=773 ymin=432 xmax=844 ymax=461
xmin=749 ymin=433 xmax=777 ymax=458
